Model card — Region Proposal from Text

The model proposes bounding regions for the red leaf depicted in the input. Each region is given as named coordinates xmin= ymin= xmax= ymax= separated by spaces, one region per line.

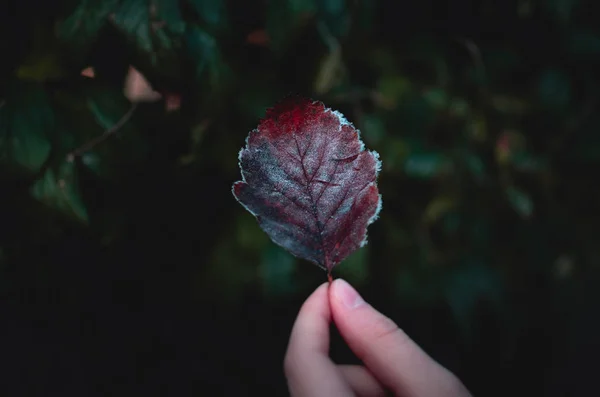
xmin=232 ymin=97 xmax=382 ymax=274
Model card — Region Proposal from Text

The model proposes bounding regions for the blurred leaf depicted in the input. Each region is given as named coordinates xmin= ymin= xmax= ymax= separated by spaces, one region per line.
xmin=314 ymin=46 xmax=344 ymax=94
xmin=30 ymin=160 xmax=88 ymax=222
xmin=422 ymin=87 xmax=448 ymax=110
xmin=464 ymin=152 xmax=487 ymax=182
xmin=443 ymin=262 xmax=504 ymax=341
xmin=202 ymin=236 xmax=257 ymax=302
xmin=16 ymin=52 xmax=65 ymax=82
xmin=316 ymin=0 xmax=350 ymax=38
xmin=178 ymin=120 xmax=211 ymax=165
xmin=336 ymin=246 xmax=369 ymax=285
xmin=361 ymin=114 xmax=386 ymax=146
xmin=66 ymin=83 xmax=145 ymax=179
xmin=200 ymin=214 xmax=266 ymax=301
xmin=88 ymin=88 xmax=134 ymax=132
xmin=16 ymin=23 xmax=65 ymax=82
xmin=537 ymin=69 xmax=571 ymax=109
xmin=110 ymin=0 xmax=183 ymax=64
xmin=155 ymin=0 xmax=186 ymax=34
xmin=395 ymin=267 xmax=439 ymax=305
xmin=404 ymin=152 xmax=452 ymax=179
xmin=185 ymin=25 xmax=225 ymax=87
xmin=381 ymin=137 xmax=409 ymax=171
xmin=259 ymin=243 xmax=297 ymax=297
xmin=354 ymin=0 xmax=377 ymax=30
xmin=0 ymin=85 xmax=53 ymax=174
xmin=236 ymin=212 xmax=270 ymax=250
xmin=569 ymin=31 xmax=600 ymax=57
xmin=57 ymin=0 xmax=119 ymax=49
xmin=543 ymin=0 xmax=580 ymax=24
xmin=423 ymin=196 xmax=457 ymax=224
xmin=266 ymin=0 xmax=316 ymax=51
xmin=511 ymin=153 xmax=547 ymax=173
xmin=112 ymin=0 xmax=153 ymax=53
xmin=448 ymin=97 xmax=470 ymax=118
xmin=491 ymin=95 xmax=530 ymax=115
xmin=466 ymin=112 xmax=487 ymax=142
xmin=376 ymin=75 xmax=411 ymax=108
xmin=402 ymin=95 xmax=436 ymax=136
xmin=187 ymin=0 xmax=228 ymax=32
xmin=506 ymin=186 xmax=533 ymax=219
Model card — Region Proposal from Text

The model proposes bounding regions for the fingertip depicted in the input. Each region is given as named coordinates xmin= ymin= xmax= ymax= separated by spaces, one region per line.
xmin=330 ymin=278 xmax=366 ymax=310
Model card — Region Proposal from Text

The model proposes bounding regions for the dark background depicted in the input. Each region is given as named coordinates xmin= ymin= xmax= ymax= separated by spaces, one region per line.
xmin=2 ymin=0 xmax=600 ymax=395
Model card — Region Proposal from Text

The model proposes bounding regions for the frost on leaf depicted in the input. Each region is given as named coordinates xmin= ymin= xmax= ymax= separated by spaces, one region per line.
xmin=232 ymin=97 xmax=382 ymax=273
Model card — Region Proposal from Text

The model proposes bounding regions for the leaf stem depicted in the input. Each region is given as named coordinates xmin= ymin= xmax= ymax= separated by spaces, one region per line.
xmin=67 ymin=103 xmax=138 ymax=160
xmin=327 ymin=268 xmax=332 ymax=285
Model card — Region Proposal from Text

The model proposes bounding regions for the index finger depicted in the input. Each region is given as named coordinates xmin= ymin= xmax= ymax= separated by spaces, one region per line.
xmin=284 ymin=283 xmax=353 ymax=397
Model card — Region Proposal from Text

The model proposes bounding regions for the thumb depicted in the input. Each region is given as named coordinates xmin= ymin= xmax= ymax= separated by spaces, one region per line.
xmin=329 ymin=279 xmax=471 ymax=397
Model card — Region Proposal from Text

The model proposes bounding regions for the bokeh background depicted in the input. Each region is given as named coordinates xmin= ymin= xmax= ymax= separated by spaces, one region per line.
xmin=2 ymin=0 xmax=600 ymax=395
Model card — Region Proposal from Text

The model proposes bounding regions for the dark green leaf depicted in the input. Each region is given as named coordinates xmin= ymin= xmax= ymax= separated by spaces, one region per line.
xmin=0 ymin=85 xmax=52 ymax=174
xmin=83 ymin=86 xmax=146 ymax=178
xmin=57 ymin=0 xmax=119 ymax=49
xmin=336 ymin=246 xmax=369 ymax=285
xmin=266 ymin=0 xmax=317 ymax=51
xmin=155 ymin=0 xmax=186 ymax=34
xmin=543 ymin=0 xmax=580 ymax=24
xmin=185 ymin=25 xmax=226 ymax=87
xmin=316 ymin=0 xmax=349 ymax=38
xmin=112 ymin=0 xmax=153 ymax=53
xmin=506 ymin=186 xmax=533 ymax=219
xmin=537 ymin=69 xmax=571 ymax=109
xmin=361 ymin=114 xmax=386 ymax=146
xmin=187 ymin=0 xmax=227 ymax=31
xmin=259 ymin=243 xmax=297 ymax=297
xmin=404 ymin=153 xmax=452 ymax=179
xmin=30 ymin=160 xmax=88 ymax=222
xmin=569 ymin=31 xmax=600 ymax=57
xmin=443 ymin=262 xmax=504 ymax=341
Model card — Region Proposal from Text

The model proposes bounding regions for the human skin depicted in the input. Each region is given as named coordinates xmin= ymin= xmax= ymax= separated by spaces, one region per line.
xmin=284 ymin=279 xmax=472 ymax=397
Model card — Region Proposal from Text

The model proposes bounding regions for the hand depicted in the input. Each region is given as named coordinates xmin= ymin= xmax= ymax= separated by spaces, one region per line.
xmin=284 ymin=279 xmax=472 ymax=397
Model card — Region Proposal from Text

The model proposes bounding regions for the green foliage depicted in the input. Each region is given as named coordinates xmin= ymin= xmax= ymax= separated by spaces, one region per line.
xmin=30 ymin=159 xmax=89 ymax=222
xmin=0 ymin=84 xmax=53 ymax=174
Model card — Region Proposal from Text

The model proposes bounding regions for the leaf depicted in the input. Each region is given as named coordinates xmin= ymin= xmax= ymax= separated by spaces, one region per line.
xmin=30 ymin=160 xmax=88 ymax=223
xmin=259 ymin=243 xmax=297 ymax=297
xmin=16 ymin=52 xmax=65 ymax=82
xmin=155 ymin=0 xmax=186 ymax=34
xmin=313 ymin=46 xmax=344 ymax=94
xmin=537 ymin=69 xmax=571 ymax=110
xmin=506 ymin=186 xmax=533 ymax=219
xmin=187 ymin=0 xmax=228 ymax=31
xmin=109 ymin=0 xmax=184 ymax=63
xmin=266 ymin=0 xmax=316 ymax=52
xmin=57 ymin=0 xmax=119 ymax=49
xmin=443 ymin=261 xmax=505 ymax=342
xmin=316 ymin=0 xmax=350 ymax=38
xmin=404 ymin=152 xmax=452 ymax=179
xmin=0 ymin=84 xmax=53 ymax=174
xmin=185 ymin=25 xmax=225 ymax=87
xmin=336 ymin=244 xmax=369 ymax=285
xmin=232 ymin=97 xmax=382 ymax=274
xmin=111 ymin=0 xmax=153 ymax=53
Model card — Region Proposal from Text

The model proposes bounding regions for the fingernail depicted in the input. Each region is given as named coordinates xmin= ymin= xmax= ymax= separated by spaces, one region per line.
xmin=334 ymin=279 xmax=365 ymax=309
